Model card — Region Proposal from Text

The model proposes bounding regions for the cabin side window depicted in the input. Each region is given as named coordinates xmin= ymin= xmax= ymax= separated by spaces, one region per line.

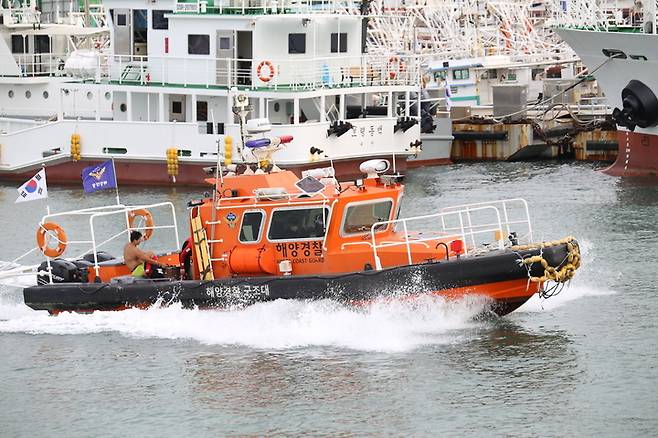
xmin=452 ymin=68 xmax=469 ymax=80
xmin=268 ymin=207 xmax=329 ymax=241
xmin=152 ymin=10 xmax=172 ymax=30
xmin=330 ymin=33 xmax=347 ymax=53
xmin=11 ymin=35 xmax=26 ymax=53
xmin=188 ymin=34 xmax=210 ymax=55
xmin=239 ymin=211 xmax=264 ymax=243
xmin=288 ymin=33 xmax=306 ymax=54
xmin=341 ymin=200 xmax=393 ymax=235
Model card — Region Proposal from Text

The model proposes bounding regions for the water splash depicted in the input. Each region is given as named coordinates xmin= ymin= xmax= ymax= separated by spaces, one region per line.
xmin=0 ymin=295 xmax=492 ymax=352
xmin=518 ymin=283 xmax=616 ymax=313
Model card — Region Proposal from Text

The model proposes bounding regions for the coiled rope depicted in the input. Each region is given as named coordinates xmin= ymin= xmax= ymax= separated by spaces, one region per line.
xmin=513 ymin=236 xmax=581 ymax=288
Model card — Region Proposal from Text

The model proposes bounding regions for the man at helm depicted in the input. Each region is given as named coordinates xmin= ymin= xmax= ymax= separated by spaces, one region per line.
xmin=124 ymin=231 xmax=165 ymax=277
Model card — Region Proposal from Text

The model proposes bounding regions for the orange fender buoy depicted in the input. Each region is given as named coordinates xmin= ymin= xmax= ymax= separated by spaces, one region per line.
xmin=128 ymin=208 xmax=155 ymax=240
xmin=36 ymin=222 xmax=67 ymax=258
xmin=257 ymin=60 xmax=275 ymax=83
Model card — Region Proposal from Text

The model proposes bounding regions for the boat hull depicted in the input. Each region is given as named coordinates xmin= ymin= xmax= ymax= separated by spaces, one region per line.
xmin=23 ymin=244 xmax=571 ymax=316
xmin=0 ymin=153 xmax=409 ymax=186
xmin=555 ymin=28 xmax=658 ymax=177
xmin=603 ymin=130 xmax=658 ymax=177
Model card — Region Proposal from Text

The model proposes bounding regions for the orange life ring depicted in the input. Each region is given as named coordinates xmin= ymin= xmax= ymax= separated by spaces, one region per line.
xmin=128 ymin=208 xmax=155 ymax=240
xmin=257 ymin=60 xmax=275 ymax=83
xmin=387 ymin=56 xmax=406 ymax=80
xmin=36 ymin=222 xmax=68 ymax=258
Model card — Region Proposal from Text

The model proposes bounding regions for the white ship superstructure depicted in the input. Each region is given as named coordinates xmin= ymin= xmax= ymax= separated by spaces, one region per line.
xmin=0 ymin=0 xmax=423 ymax=185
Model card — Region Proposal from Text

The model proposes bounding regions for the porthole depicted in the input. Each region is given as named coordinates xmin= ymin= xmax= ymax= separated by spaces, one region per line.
xmin=104 ymin=91 xmax=111 ymax=100
xmin=25 ymin=90 xmax=31 ymax=99
xmin=120 ymin=103 xmax=127 ymax=112
xmin=43 ymin=91 xmax=49 ymax=99
xmin=8 ymin=90 xmax=14 ymax=98
xmin=87 ymin=91 xmax=93 ymax=100
xmin=274 ymin=102 xmax=280 ymax=112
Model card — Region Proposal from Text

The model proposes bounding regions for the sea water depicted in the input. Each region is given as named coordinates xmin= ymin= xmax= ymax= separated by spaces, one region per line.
xmin=1 ymin=162 xmax=656 ymax=437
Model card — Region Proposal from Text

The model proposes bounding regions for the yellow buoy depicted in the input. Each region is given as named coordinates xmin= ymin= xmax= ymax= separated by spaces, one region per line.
xmin=224 ymin=136 xmax=233 ymax=165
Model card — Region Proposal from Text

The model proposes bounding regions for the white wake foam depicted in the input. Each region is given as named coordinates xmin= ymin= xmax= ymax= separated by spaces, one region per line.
xmin=518 ymin=283 xmax=616 ymax=313
xmin=0 ymin=295 xmax=490 ymax=352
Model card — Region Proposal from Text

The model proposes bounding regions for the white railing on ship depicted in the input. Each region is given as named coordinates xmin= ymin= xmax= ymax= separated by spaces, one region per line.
xmin=175 ymin=0 xmax=361 ymax=15
xmin=369 ymin=199 xmax=532 ymax=271
xmin=106 ymin=54 xmax=418 ymax=89
xmin=440 ymin=198 xmax=533 ymax=248
xmin=38 ymin=202 xmax=180 ymax=283
xmin=369 ymin=205 xmax=500 ymax=271
xmin=11 ymin=53 xmax=70 ymax=77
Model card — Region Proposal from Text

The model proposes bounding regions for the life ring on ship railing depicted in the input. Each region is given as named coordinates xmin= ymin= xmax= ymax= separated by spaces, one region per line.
xmin=257 ymin=60 xmax=275 ymax=83
xmin=128 ymin=208 xmax=155 ymax=241
xmin=36 ymin=222 xmax=68 ymax=258
xmin=387 ymin=56 xmax=406 ymax=80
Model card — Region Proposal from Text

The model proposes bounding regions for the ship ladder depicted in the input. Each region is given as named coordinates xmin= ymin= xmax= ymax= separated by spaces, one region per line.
xmin=191 ymin=209 xmax=214 ymax=281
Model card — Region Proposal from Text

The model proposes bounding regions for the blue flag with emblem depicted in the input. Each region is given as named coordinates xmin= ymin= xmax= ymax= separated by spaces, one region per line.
xmin=82 ymin=160 xmax=117 ymax=193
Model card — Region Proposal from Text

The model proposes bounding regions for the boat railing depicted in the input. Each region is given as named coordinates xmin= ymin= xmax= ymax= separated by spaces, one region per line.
xmin=104 ymin=53 xmax=419 ymax=90
xmin=174 ymin=0 xmax=361 ymax=15
xmin=370 ymin=199 xmax=532 ymax=271
xmin=37 ymin=202 xmax=180 ymax=283
xmin=10 ymin=52 xmax=71 ymax=78
xmin=440 ymin=198 xmax=533 ymax=246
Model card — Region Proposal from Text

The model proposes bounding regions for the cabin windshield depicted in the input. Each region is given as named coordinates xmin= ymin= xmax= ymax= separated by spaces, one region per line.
xmin=268 ymin=207 xmax=329 ymax=241
xmin=342 ymin=200 xmax=393 ymax=235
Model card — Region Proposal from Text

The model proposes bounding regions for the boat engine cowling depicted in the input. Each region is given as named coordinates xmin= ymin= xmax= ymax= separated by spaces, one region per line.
xmin=37 ymin=259 xmax=86 ymax=285
xmin=612 ymin=80 xmax=658 ymax=131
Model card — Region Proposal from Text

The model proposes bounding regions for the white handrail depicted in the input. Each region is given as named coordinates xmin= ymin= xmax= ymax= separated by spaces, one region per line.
xmin=37 ymin=202 xmax=180 ymax=283
xmin=370 ymin=201 xmax=530 ymax=271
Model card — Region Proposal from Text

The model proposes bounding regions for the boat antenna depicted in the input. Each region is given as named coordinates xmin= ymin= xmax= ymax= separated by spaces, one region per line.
xmin=111 ymin=157 xmax=121 ymax=206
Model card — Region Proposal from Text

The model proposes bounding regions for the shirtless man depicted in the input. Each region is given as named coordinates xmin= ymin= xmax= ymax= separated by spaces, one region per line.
xmin=124 ymin=231 xmax=165 ymax=277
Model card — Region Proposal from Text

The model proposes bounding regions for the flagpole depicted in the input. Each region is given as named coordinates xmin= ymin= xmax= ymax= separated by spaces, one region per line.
xmin=111 ymin=157 xmax=121 ymax=206
xmin=42 ymin=164 xmax=51 ymax=216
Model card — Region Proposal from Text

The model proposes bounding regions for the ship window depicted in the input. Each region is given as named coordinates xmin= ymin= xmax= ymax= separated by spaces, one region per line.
xmin=288 ymin=33 xmax=306 ymax=54
xmin=35 ymin=35 xmax=50 ymax=54
xmin=330 ymin=33 xmax=347 ymax=53
xmin=452 ymin=69 xmax=469 ymax=80
xmin=219 ymin=37 xmax=231 ymax=50
xmin=268 ymin=207 xmax=329 ymax=241
xmin=341 ymin=200 xmax=393 ymax=235
xmin=116 ymin=13 xmax=127 ymax=26
xmin=239 ymin=211 xmax=264 ymax=243
xmin=196 ymin=100 xmax=208 ymax=122
xmin=172 ymin=101 xmax=182 ymax=114
xmin=188 ymin=34 xmax=210 ymax=55
xmin=11 ymin=35 xmax=26 ymax=53
xmin=152 ymin=10 xmax=172 ymax=30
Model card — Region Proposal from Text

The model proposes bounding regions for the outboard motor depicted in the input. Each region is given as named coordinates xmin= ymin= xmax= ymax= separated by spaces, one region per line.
xmin=612 ymin=80 xmax=658 ymax=131
xmin=37 ymin=259 xmax=84 ymax=285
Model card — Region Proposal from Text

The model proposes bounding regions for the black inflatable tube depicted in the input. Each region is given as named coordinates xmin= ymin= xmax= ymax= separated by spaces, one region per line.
xmin=23 ymin=243 xmax=573 ymax=316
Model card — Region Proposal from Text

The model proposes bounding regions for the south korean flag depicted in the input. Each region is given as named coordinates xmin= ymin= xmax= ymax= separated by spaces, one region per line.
xmin=16 ymin=169 xmax=48 ymax=203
